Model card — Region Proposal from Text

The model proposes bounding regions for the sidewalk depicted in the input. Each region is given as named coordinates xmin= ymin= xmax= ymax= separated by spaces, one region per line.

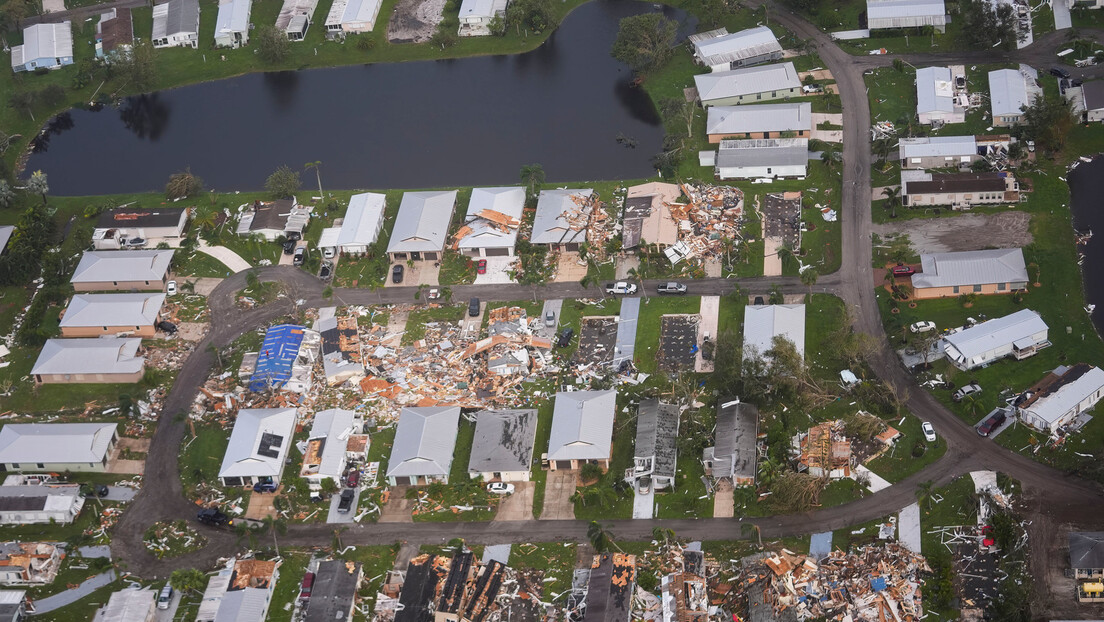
xmin=34 ymin=570 xmax=117 ymax=612
xmin=197 ymin=240 xmax=251 ymax=273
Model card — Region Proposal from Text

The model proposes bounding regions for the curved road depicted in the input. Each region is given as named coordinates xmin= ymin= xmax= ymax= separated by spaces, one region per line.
xmin=110 ymin=7 xmax=1104 ymax=599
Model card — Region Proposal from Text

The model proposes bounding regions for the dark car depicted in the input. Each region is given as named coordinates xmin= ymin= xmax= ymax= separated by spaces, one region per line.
xmin=282 ymin=240 xmax=297 ymax=255
xmin=299 ymin=573 xmax=314 ymax=600
xmin=392 ymin=264 xmax=404 ymax=284
xmin=196 ymin=508 xmax=230 ymax=526
xmin=753 ymin=296 xmax=765 ymax=305
xmin=337 ymin=489 xmax=355 ymax=513
xmin=293 ymin=246 xmax=306 ymax=266
xmin=468 ymin=298 xmax=481 ymax=317
xmin=556 ymin=327 xmax=574 ymax=348
xmin=319 ymin=261 xmax=333 ymax=281
xmin=891 ymin=264 xmax=916 ymax=277
xmin=977 ymin=410 xmax=1007 ymax=437
xmin=1050 ymin=66 xmax=1071 ymax=79
xmin=286 ymin=232 xmax=302 ymax=242
xmin=157 ymin=320 xmax=178 ymax=334
xmin=83 ymin=483 xmax=108 ymax=497
xmin=253 ymin=481 xmax=277 ymax=493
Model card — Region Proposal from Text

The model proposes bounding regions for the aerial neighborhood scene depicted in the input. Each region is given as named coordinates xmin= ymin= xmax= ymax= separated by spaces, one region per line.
xmin=4 ymin=0 xmax=1104 ymax=619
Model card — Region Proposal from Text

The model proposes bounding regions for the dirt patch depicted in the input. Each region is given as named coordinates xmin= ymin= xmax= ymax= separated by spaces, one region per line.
xmin=574 ymin=316 xmax=618 ymax=367
xmin=387 ymin=0 xmax=447 ymax=43
xmin=874 ymin=211 xmax=1033 ymax=254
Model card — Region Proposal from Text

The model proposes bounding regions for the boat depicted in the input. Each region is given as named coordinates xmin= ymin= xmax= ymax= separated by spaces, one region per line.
xmin=1087 ymin=304 xmax=1096 ymax=314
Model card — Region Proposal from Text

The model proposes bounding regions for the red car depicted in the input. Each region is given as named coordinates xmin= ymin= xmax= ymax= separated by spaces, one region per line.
xmin=476 ymin=260 xmax=487 ymax=274
xmin=299 ymin=573 xmax=314 ymax=600
xmin=891 ymin=265 xmax=916 ymax=277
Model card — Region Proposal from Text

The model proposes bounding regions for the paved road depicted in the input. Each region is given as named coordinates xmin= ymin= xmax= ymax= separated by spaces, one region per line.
xmin=107 ymin=5 xmax=1104 ymax=585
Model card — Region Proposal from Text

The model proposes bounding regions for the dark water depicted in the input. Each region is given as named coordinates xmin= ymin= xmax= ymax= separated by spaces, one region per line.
xmin=1068 ymin=155 xmax=1104 ymax=336
xmin=27 ymin=0 xmax=696 ymax=196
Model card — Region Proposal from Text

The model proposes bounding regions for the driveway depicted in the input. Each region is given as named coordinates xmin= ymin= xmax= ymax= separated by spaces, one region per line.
xmin=460 ymin=301 xmax=484 ymax=338
xmin=327 ymin=489 xmax=360 ymax=523
xmin=632 ymin=487 xmax=654 ymax=519
xmin=384 ymin=262 xmax=439 ymax=288
xmin=472 ymin=256 xmax=517 ymax=285
xmin=553 ymin=252 xmax=588 ymax=283
xmin=612 ymin=298 xmax=640 ymax=369
xmin=493 ymin=482 xmax=534 ymax=521
xmin=713 ymin=479 xmax=733 ymax=518
xmin=540 ymin=471 xmax=576 ymax=520
xmin=539 ymin=299 xmax=563 ymax=340
xmin=379 ymin=487 xmax=414 ymax=523
xmin=973 ymin=408 xmax=1016 ymax=440
xmin=696 ymin=296 xmax=719 ymax=373
xmin=152 ymin=587 xmax=182 ymax=622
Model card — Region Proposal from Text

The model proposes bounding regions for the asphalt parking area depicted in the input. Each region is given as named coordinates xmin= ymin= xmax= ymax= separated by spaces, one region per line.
xmin=573 ymin=317 xmax=618 ymax=366
xmin=658 ymin=314 xmax=698 ymax=372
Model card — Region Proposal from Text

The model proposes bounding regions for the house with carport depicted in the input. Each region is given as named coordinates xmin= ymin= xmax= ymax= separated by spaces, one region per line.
xmin=914 ymin=66 xmax=965 ymax=125
xmin=386 ymin=407 xmax=461 ymax=486
xmin=693 ymin=62 xmax=801 ymax=107
xmin=0 ymin=423 xmax=119 ymax=473
xmin=453 ymin=187 xmax=524 ymax=258
xmin=324 ymin=0 xmax=383 ymax=36
xmin=71 ymin=250 xmax=174 ymax=292
xmin=910 ymin=248 xmax=1028 ymax=299
xmin=0 ymin=484 xmax=84 ymax=525
xmin=467 ymin=409 xmax=537 ymax=482
xmin=943 ymin=308 xmax=1050 ymax=370
xmin=32 ymin=338 xmax=144 ymax=385
xmin=706 ymin=102 xmax=811 ymax=143
xmin=386 ymin=191 xmax=457 ymax=263
xmin=218 ymin=408 xmax=298 ymax=488
xmin=59 ymin=293 xmax=165 ymax=338
xmin=319 ymin=193 xmax=386 ymax=256
xmin=546 ymin=390 xmax=616 ymax=471
xmin=237 ymin=199 xmax=311 ymax=241
xmin=530 ymin=189 xmax=596 ymax=252
xmin=1015 ymin=364 xmax=1104 ymax=434
xmin=10 ymin=22 xmax=73 ymax=73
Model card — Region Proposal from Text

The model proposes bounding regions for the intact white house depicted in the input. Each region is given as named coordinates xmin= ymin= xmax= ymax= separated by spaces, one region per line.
xmin=743 ymin=304 xmax=806 ymax=360
xmin=546 ymin=390 xmax=616 ymax=472
xmin=454 ymin=187 xmax=525 ymax=257
xmin=386 ymin=191 xmax=457 ymax=263
xmin=898 ymin=135 xmax=1012 ymax=169
xmin=457 ymin=0 xmax=507 ymax=36
xmin=214 ymin=0 xmax=251 ymax=47
xmin=915 ymin=66 xmax=965 ymax=125
xmin=715 ymin=138 xmax=808 ymax=180
xmin=706 ymin=102 xmax=812 ymax=142
xmin=693 ymin=62 xmax=801 ymax=107
xmin=867 ymin=0 xmax=947 ymax=32
xmin=324 ymin=0 xmax=382 ymax=36
xmin=318 ymin=193 xmax=386 ymax=256
xmin=989 ymin=66 xmax=1041 ymax=127
xmin=1016 ymin=364 xmax=1104 ymax=434
xmin=11 ymin=22 xmax=73 ymax=73
xmin=689 ymin=26 xmax=783 ymax=72
xmin=386 ymin=407 xmax=461 ymax=486
xmin=0 ymin=485 xmax=84 ymax=525
xmin=151 ymin=0 xmax=199 ymax=48
xmin=0 ymin=423 xmax=119 ymax=473
xmin=218 ymin=408 xmax=297 ymax=488
xmin=943 ymin=309 xmax=1050 ymax=370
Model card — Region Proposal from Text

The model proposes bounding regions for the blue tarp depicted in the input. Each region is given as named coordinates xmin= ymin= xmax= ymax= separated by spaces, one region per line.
xmin=870 ymin=577 xmax=887 ymax=592
xmin=249 ymin=324 xmax=306 ymax=391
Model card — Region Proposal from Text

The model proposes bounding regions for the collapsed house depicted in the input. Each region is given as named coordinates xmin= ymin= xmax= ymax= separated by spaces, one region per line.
xmin=795 ymin=421 xmax=852 ymax=479
xmin=623 ymin=183 xmax=680 ymax=250
xmin=236 ymin=198 xmax=311 ymax=240
xmin=300 ymin=408 xmax=367 ymax=491
xmin=466 ymin=307 xmax=552 ymax=378
xmin=581 ymin=554 xmax=637 ymax=622
xmin=453 ymin=187 xmax=525 ymax=258
xmin=530 ymin=189 xmax=600 ymax=252
xmin=0 ymin=543 xmax=62 ymax=586
xmin=665 ymin=183 xmax=745 ymax=265
xmin=626 ymin=399 xmax=680 ymax=491
xmin=395 ymin=551 xmax=511 ymax=622
xmin=660 ymin=570 xmax=708 ymax=622
xmin=247 ymin=324 xmax=320 ymax=393
xmin=315 ymin=308 xmax=366 ymax=387
xmin=304 ymin=560 xmax=363 ymax=622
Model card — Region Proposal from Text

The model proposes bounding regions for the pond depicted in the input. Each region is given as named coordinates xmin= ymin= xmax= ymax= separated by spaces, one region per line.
xmin=1069 ymin=154 xmax=1104 ymax=336
xmin=27 ymin=0 xmax=696 ymax=196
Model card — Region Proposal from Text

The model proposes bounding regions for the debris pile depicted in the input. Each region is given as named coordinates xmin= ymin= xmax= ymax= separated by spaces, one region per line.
xmin=666 ymin=183 xmax=745 ymax=264
xmin=794 ymin=421 xmax=852 ymax=479
xmin=142 ymin=520 xmax=207 ymax=559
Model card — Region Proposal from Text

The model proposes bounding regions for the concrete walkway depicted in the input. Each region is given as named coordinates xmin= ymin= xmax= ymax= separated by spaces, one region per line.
xmin=1052 ymin=0 xmax=1072 ymax=30
xmin=632 ymin=488 xmax=654 ymax=519
xmin=34 ymin=570 xmax=117 ymax=612
xmin=854 ymin=465 xmax=892 ymax=493
xmin=197 ymin=240 xmax=251 ymax=273
xmin=898 ymin=502 xmax=922 ymax=553
xmin=696 ymin=296 xmax=719 ymax=373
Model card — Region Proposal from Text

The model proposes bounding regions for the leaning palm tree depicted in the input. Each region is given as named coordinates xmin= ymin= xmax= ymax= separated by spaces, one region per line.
xmin=915 ymin=480 xmax=935 ymax=509
xmin=587 ymin=521 xmax=614 ymax=553
xmin=800 ymin=267 xmax=819 ymax=298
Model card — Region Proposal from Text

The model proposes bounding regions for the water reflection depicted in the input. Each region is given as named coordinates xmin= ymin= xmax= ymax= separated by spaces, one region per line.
xmin=119 ymin=94 xmax=171 ymax=141
xmin=262 ymin=71 xmax=301 ymax=111
xmin=30 ymin=112 xmax=75 ymax=153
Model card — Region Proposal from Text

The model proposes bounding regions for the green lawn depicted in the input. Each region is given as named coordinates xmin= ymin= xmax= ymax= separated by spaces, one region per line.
xmin=509 ymin=542 xmax=577 ymax=597
xmin=864 ymin=414 xmax=947 ymax=483
xmin=179 ymin=423 xmax=232 ymax=499
xmin=267 ymin=552 xmax=312 ymax=622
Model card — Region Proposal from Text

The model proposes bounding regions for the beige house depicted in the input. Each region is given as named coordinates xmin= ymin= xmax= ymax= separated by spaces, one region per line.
xmin=0 ymin=423 xmax=119 ymax=473
xmin=901 ymin=170 xmax=1019 ymax=208
xmin=70 ymin=250 xmax=173 ymax=292
xmin=622 ymin=183 xmax=679 ymax=250
xmin=693 ymin=62 xmax=800 ymax=107
xmin=911 ymin=248 xmax=1028 ymax=300
xmin=32 ymin=338 xmax=144 ymax=385
xmin=59 ymin=293 xmax=165 ymax=338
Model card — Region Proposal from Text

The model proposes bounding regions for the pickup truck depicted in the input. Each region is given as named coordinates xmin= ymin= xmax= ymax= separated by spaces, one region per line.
xmin=656 ymin=282 xmax=687 ymax=295
xmin=605 ymin=282 xmax=638 ymax=295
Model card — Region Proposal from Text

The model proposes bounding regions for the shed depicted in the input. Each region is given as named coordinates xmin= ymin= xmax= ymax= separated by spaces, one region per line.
xmin=943 ymin=308 xmax=1049 ymax=370
xmin=218 ymin=408 xmax=298 ymax=487
xmin=546 ymin=390 xmax=616 ymax=471
xmin=467 ymin=409 xmax=537 ymax=482
xmin=386 ymin=407 xmax=462 ymax=486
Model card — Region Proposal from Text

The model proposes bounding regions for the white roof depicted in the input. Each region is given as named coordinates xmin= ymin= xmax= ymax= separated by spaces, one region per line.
xmin=307 ymin=408 xmax=359 ymax=480
xmin=71 ymin=250 xmax=174 ymax=284
xmin=1023 ymin=366 xmax=1104 ymax=426
xmin=32 ymin=338 xmax=144 ymax=376
xmin=0 ymin=423 xmax=118 ymax=464
xmin=691 ymin=26 xmax=782 ymax=67
xmin=386 ymin=407 xmax=461 ymax=478
xmin=275 ymin=0 xmax=319 ymax=31
xmin=98 ymin=589 xmax=155 ymax=622
xmin=944 ymin=309 xmax=1048 ymax=360
xmin=706 ymin=102 xmax=811 ymax=135
xmin=218 ymin=408 xmax=297 ymax=479
xmin=340 ymin=0 xmax=382 ymax=23
xmin=152 ymin=0 xmax=200 ymax=39
xmin=547 ymin=390 xmax=616 ymax=461
xmin=531 ymin=189 xmax=595 ymax=245
xmin=215 ymin=0 xmax=251 ymax=35
xmin=899 ymin=135 xmax=977 ymax=159
xmin=717 ymin=138 xmax=809 ymax=169
xmin=336 ymin=193 xmax=386 ymax=248
xmin=989 ymin=68 xmax=1032 ymax=117
xmin=318 ymin=227 xmax=341 ymax=249
xmin=743 ymin=304 xmax=806 ymax=359
xmin=0 ymin=226 xmax=13 ymax=256
xmin=458 ymin=0 xmax=506 ymax=19
xmin=912 ymin=248 xmax=1028 ymax=289
xmin=60 ymin=293 xmax=164 ymax=328
xmin=14 ymin=22 xmax=73 ymax=66
xmin=386 ymin=191 xmax=457 ymax=254
xmin=868 ymin=0 xmax=946 ymax=20
xmin=915 ymin=66 xmax=954 ymax=114
xmin=457 ymin=187 xmax=525 ymax=250
xmin=694 ymin=62 xmax=800 ymax=102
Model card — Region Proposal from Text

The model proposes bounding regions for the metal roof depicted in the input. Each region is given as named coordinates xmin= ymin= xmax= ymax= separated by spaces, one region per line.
xmin=32 ymin=338 xmax=144 ymax=376
xmin=340 ymin=0 xmax=382 ymax=24
xmin=691 ymin=26 xmax=782 ymax=67
xmin=547 ymin=390 xmax=616 ymax=461
xmin=98 ymin=589 xmax=155 ymax=622
xmin=275 ymin=0 xmax=319 ymax=32
xmin=634 ymin=399 xmax=679 ymax=480
xmin=457 ymin=187 xmax=525 ymax=250
xmin=867 ymin=0 xmax=946 ymax=21
xmin=14 ymin=22 xmax=73 ymax=66
xmin=989 ymin=68 xmax=1033 ymax=117
xmin=0 ymin=423 xmax=118 ymax=464
xmin=386 ymin=191 xmax=457 ymax=254
xmin=530 ymin=189 xmax=595 ymax=245
xmin=387 ymin=407 xmax=461 ymax=478
xmin=1020 ymin=364 xmax=1104 ymax=427
xmin=60 ymin=293 xmax=165 ymax=328
xmin=693 ymin=62 xmax=800 ymax=102
xmin=307 ymin=408 xmax=360 ymax=480
xmin=717 ymin=138 xmax=808 ymax=168
xmin=912 ymin=248 xmax=1027 ymax=289
xmin=303 ymin=561 xmax=362 ymax=622
xmin=0 ymin=227 xmax=11 ymax=256
xmin=218 ymin=408 xmax=297 ymax=479
xmin=213 ymin=587 xmax=271 ymax=622
xmin=706 ymin=102 xmax=811 ymax=135
xmin=0 ymin=485 xmax=82 ymax=515
xmin=336 ymin=193 xmax=386 ymax=248
xmin=898 ymin=135 xmax=977 ymax=159
xmin=915 ymin=66 xmax=954 ymax=114
xmin=152 ymin=0 xmax=199 ymax=38
xmin=467 ymin=409 xmax=538 ymax=474
xmin=215 ymin=0 xmax=251 ymax=36
xmin=743 ymin=304 xmax=806 ymax=359
xmin=944 ymin=309 xmax=1048 ymax=361
xmin=1082 ymin=81 xmax=1104 ymax=111
xmin=71 ymin=249 xmax=174 ymax=284
xmin=711 ymin=399 xmax=758 ymax=482
xmin=1070 ymin=532 xmax=1104 ymax=570
xmin=458 ymin=0 xmax=506 ymax=19
xmin=249 ymin=324 xmax=306 ymax=391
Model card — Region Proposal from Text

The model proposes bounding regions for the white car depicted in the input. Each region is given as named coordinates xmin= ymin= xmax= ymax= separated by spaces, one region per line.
xmin=487 ymin=482 xmax=514 ymax=495
xmin=922 ymin=422 xmax=936 ymax=442
xmin=166 ymin=280 xmax=177 ymax=296
xmin=910 ymin=321 xmax=937 ymax=334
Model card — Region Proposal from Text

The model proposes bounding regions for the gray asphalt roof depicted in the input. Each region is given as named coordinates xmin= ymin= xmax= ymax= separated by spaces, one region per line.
xmin=1083 ymin=81 xmax=1104 ymax=111
xmin=387 ymin=407 xmax=461 ymax=478
xmin=218 ymin=408 xmax=297 ymax=479
xmin=60 ymin=293 xmax=165 ymax=328
xmin=943 ymin=309 xmax=1048 ymax=360
xmin=32 ymin=338 xmax=144 ymax=376
xmin=712 ymin=399 xmax=758 ymax=482
xmin=634 ymin=400 xmax=679 ymax=480
xmin=912 ymin=248 xmax=1028 ymax=289
xmin=152 ymin=0 xmax=199 ymax=38
xmin=530 ymin=189 xmax=595 ymax=245
xmin=303 ymin=561 xmax=361 ymax=622
xmin=691 ymin=26 xmax=781 ymax=67
xmin=386 ymin=191 xmax=458 ymax=254
xmin=467 ymin=409 xmax=537 ymax=475
xmin=915 ymin=66 xmax=953 ymax=114
xmin=0 ymin=423 xmax=118 ymax=464
xmin=706 ymin=102 xmax=811 ymax=135
xmin=71 ymin=250 xmax=174 ymax=284
xmin=743 ymin=304 xmax=806 ymax=359
xmin=898 ymin=135 xmax=977 ymax=159
xmin=547 ymin=390 xmax=616 ymax=461
xmin=717 ymin=138 xmax=809 ymax=168
xmin=0 ymin=485 xmax=81 ymax=513
xmin=693 ymin=62 xmax=800 ymax=102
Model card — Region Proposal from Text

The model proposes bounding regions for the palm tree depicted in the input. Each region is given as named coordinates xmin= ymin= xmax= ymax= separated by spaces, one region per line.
xmin=626 ymin=266 xmax=647 ymax=301
xmin=192 ymin=207 xmax=218 ymax=233
xmin=651 ymin=527 xmax=675 ymax=545
xmin=882 ymin=186 xmax=901 ymax=219
xmin=0 ymin=180 xmax=14 ymax=209
xmin=776 ymin=244 xmax=795 ymax=271
xmin=304 ymin=161 xmax=324 ymax=198
xmin=758 ymin=456 xmax=785 ymax=488
xmin=916 ymin=480 xmax=934 ymax=509
xmin=820 ymin=149 xmax=840 ymax=170
xmin=207 ymin=343 xmax=223 ymax=371
xmin=741 ymin=522 xmax=763 ymax=549
xmin=519 ymin=164 xmax=545 ymax=202
xmin=27 ymin=170 xmax=48 ymax=205
xmin=800 ymin=267 xmax=819 ymax=297
xmin=588 ymin=521 xmax=614 ymax=553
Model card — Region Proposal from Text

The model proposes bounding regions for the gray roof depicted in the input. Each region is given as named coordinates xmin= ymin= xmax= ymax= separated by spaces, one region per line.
xmin=867 ymin=0 xmax=946 ymax=21
xmin=386 ymin=191 xmax=458 ymax=254
xmin=1070 ymin=532 xmax=1104 ymax=570
xmin=32 ymin=338 xmax=144 ymax=377
xmin=989 ymin=68 xmax=1033 ymax=117
xmin=530 ymin=189 xmax=595 ymax=245
xmin=717 ymin=138 xmax=808 ymax=168
xmin=898 ymin=135 xmax=977 ymax=159
xmin=634 ymin=400 xmax=679 ymax=480
xmin=1020 ymin=365 xmax=1104 ymax=427
xmin=693 ymin=62 xmax=800 ymax=102
xmin=0 ymin=485 xmax=82 ymax=514
xmin=215 ymin=0 xmax=251 ymax=36
xmin=303 ymin=561 xmax=362 ymax=622
xmin=336 ymin=193 xmax=386 ymax=248
xmin=60 ymin=293 xmax=165 ymax=329
xmin=213 ymin=588 xmax=270 ymax=622
xmin=307 ymin=408 xmax=360 ymax=480
xmin=457 ymin=187 xmax=525 ymax=251
xmin=467 ymin=409 xmax=538 ymax=475
xmin=743 ymin=304 xmax=806 ymax=359
xmin=275 ymin=0 xmax=318 ymax=32
xmin=98 ymin=589 xmax=155 ymax=622
xmin=691 ymin=26 xmax=782 ymax=67
xmin=1083 ymin=81 xmax=1104 ymax=111
xmin=944 ymin=309 xmax=1048 ymax=360
xmin=0 ymin=227 xmax=13 ymax=256
xmin=915 ymin=66 xmax=955 ymax=115
xmin=14 ymin=22 xmax=73 ymax=65
xmin=547 ymin=390 xmax=616 ymax=462
xmin=912 ymin=248 xmax=1027 ymax=289
xmin=387 ymin=407 xmax=461 ymax=478
xmin=71 ymin=250 xmax=174 ymax=284
xmin=706 ymin=102 xmax=811 ymax=135
xmin=341 ymin=0 xmax=383 ymax=24
xmin=0 ymin=423 xmax=118 ymax=464
xmin=152 ymin=0 xmax=199 ymax=39
xmin=218 ymin=408 xmax=297 ymax=479
xmin=712 ymin=399 xmax=758 ymax=482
